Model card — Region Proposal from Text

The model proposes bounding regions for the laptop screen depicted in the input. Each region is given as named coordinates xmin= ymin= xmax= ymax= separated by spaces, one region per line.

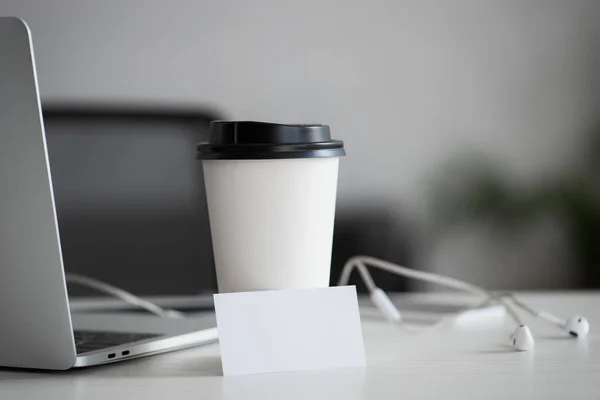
xmin=43 ymin=107 xmax=218 ymax=297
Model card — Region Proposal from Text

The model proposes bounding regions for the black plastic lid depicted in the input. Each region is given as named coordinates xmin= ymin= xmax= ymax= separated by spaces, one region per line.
xmin=196 ymin=121 xmax=345 ymax=160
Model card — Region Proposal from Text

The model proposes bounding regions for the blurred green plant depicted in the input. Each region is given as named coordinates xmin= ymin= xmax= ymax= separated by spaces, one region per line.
xmin=428 ymin=128 xmax=600 ymax=287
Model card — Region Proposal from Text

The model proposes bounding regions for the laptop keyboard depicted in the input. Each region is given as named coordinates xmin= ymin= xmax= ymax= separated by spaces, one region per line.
xmin=74 ymin=330 xmax=162 ymax=354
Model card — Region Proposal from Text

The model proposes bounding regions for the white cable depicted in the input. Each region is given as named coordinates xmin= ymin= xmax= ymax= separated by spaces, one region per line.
xmin=500 ymin=299 xmax=524 ymax=326
xmin=66 ymin=273 xmax=186 ymax=319
xmin=355 ymin=260 xmax=377 ymax=291
xmin=338 ymin=256 xmax=525 ymax=328
xmin=396 ymin=295 xmax=496 ymax=333
xmin=339 ymin=256 xmax=488 ymax=296
xmin=64 ymin=255 xmax=529 ymax=329
xmin=499 ymin=292 xmax=541 ymax=317
xmin=499 ymin=292 xmax=561 ymax=328
xmin=397 ymin=293 xmax=524 ymax=332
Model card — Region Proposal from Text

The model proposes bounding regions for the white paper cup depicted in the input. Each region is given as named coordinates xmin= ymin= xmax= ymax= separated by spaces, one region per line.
xmin=197 ymin=121 xmax=345 ymax=293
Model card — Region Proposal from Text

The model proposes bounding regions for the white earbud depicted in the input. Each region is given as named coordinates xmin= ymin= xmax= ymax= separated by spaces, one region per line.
xmin=511 ymin=325 xmax=534 ymax=351
xmin=537 ymin=311 xmax=590 ymax=338
xmin=564 ymin=315 xmax=590 ymax=338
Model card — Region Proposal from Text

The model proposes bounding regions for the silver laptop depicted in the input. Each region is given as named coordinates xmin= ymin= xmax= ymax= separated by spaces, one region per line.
xmin=0 ymin=17 xmax=218 ymax=370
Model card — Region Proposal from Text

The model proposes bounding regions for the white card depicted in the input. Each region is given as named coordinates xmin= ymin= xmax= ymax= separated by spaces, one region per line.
xmin=214 ymin=286 xmax=366 ymax=376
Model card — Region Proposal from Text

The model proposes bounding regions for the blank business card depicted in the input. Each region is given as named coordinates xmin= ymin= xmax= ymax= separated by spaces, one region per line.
xmin=214 ymin=286 xmax=366 ymax=376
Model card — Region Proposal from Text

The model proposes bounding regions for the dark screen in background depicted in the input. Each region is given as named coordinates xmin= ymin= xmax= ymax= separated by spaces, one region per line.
xmin=43 ymin=109 xmax=218 ymax=296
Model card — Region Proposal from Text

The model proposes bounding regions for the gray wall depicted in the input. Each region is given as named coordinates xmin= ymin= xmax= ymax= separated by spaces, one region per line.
xmin=3 ymin=0 xmax=599 ymax=288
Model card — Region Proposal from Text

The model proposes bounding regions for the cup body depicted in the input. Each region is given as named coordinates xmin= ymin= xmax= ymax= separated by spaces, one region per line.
xmin=203 ymin=157 xmax=340 ymax=293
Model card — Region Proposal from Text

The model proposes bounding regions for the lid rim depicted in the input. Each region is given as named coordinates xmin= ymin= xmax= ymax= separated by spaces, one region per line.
xmin=196 ymin=140 xmax=344 ymax=150
xmin=197 ymin=148 xmax=346 ymax=160
xmin=197 ymin=120 xmax=345 ymax=160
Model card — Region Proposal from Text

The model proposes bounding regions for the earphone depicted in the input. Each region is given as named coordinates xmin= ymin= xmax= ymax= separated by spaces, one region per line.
xmin=66 ymin=255 xmax=589 ymax=352
xmin=511 ymin=325 xmax=534 ymax=351
xmin=339 ymin=256 xmax=590 ymax=351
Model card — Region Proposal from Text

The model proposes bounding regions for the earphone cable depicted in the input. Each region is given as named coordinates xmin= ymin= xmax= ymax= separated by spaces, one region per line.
xmin=65 ymin=273 xmax=186 ymax=319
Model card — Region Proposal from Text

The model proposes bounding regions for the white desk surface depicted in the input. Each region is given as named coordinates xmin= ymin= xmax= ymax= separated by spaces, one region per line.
xmin=1 ymin=292 xmax=599 ymax=399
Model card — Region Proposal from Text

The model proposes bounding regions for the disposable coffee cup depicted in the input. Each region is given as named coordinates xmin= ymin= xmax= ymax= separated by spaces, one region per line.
xmin=197 ymin=121 xmax=345 ymax=293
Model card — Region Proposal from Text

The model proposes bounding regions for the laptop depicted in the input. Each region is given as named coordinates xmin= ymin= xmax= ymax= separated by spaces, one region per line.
xmin=0 ymin=17 xmax=218 ymax=370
